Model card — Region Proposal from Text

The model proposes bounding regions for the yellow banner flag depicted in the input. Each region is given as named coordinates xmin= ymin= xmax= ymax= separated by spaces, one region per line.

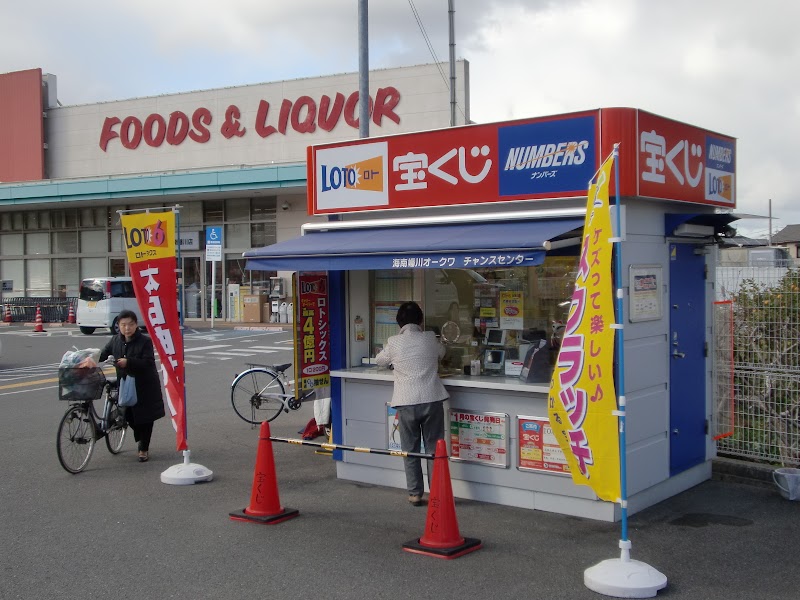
xmin=547 ymin=155 xmax=621 ymax=502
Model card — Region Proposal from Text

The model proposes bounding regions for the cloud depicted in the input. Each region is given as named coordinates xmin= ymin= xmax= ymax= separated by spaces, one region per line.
xmin=1 ymin=0 xmax=797 ymax=232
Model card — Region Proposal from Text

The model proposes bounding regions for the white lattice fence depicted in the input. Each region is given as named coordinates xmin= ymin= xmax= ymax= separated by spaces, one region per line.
xmin=713 ymin=265 xmax=800 ymax=466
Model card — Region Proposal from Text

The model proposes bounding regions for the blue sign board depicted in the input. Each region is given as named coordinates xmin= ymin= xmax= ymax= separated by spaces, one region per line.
xmin=497 ymin=115 xmax=597 ymax=197
xmin=206 ymin=226 xmax=222 ymax=262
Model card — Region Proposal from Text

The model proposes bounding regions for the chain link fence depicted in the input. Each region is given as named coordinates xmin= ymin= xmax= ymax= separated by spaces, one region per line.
xmin=714 ymin=263 xmax=800 ymax=466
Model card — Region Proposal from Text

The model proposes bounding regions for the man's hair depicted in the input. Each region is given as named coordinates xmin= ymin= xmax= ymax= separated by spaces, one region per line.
xmin=117 ymin=309 xmax=138 ymax=324
xmin=396 ymin=301 xmax=423 ymax=327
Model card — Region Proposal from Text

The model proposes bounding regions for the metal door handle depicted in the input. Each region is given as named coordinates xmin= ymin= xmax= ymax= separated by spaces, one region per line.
xmin=672 ymin=351 xmax=685 ymax=359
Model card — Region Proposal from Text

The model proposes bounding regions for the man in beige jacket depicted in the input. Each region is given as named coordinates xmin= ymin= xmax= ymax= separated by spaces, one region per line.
xmin=376 ymin=301 xmax=449 ymax=506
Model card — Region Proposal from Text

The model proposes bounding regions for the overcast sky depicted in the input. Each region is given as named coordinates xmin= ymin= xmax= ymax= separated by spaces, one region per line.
xmin=1 ymin=0 xmax=795 ymax=238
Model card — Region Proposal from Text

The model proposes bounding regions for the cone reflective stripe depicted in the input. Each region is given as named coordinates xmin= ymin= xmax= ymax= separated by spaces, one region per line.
xmin=3 ymin=304 xmax=11 ymax=323
xmin=229 ymin=421 xmax=298 ymax=525
xmin=33 ymin=305 xmax=45 ymax=332
xmin=402 ymin=439 xmax=481 ymax=559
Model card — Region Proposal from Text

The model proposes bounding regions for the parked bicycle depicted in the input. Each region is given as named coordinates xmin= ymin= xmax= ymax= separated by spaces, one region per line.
xmin=230 ymin=362 xmax=316 ymax=425
xmin=56 ymin=363 xmax=127 ymax=474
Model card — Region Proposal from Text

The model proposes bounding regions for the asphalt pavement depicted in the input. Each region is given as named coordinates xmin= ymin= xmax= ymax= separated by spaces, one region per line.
xmin=1 ymin=324 xmax=798 ymax=600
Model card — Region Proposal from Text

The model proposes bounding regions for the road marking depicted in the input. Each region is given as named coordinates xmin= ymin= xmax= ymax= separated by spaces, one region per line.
xmin=208 ymin=351 xmax=253 ymax=357
xmin=0 ymin=377 xmax=58 ymax=390
xmin=248 ymin=346 xmax=291 ymax=351
xmin=0 ymin=385 xmax=58 ymax=395
xmin=184 ymin=345 xmax=231 ymax=352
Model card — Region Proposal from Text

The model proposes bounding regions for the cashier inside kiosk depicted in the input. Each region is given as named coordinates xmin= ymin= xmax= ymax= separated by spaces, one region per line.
xmin=368 ymin=257 xmax=578 ymax=381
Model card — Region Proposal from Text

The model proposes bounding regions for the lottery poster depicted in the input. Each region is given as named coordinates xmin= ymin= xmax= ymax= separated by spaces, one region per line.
xmin=449 ymin=408 xmax=509 ymax=469
xmin=517 ymin=416 xmax=570 ymax=475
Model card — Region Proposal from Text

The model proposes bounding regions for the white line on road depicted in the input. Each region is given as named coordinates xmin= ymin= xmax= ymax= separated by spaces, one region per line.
xmin=184 ymin=345 xmax=231 ymax=352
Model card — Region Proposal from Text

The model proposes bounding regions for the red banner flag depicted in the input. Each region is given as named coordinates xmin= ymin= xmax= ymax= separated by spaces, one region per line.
xmin=120 ymin=211 xmax=187 ymax=451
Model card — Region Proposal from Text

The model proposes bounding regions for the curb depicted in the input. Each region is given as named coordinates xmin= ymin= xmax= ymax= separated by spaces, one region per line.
xmin=712 ymin=456 xmax=776 ymax=488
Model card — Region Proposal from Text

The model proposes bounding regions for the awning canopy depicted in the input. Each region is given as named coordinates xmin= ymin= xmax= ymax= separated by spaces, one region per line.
xmin=244 ymin=217 xmax=583 ymax=272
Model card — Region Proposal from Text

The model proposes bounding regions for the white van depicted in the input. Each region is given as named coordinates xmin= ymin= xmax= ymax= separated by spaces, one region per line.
xmin=77 ymin=277 xmax=142 ymax=335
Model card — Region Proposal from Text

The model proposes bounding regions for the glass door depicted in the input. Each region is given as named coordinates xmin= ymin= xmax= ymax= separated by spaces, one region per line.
xmin=183 ymin=255 xmax=203 ymax=320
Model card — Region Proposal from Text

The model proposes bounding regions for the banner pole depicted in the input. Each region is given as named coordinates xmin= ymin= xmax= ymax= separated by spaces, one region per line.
xmin=611 ymin=144 xmax=629 ymax=543
xmin=584 ymin=143 xmax=667 ymax=597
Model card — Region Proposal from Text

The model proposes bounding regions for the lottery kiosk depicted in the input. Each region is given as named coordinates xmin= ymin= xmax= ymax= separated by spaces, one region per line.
xmin=244 ymin=107 xmax=737 ymax=521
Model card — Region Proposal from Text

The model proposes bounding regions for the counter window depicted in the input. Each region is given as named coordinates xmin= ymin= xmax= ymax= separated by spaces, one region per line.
xmin=368 ymin=255 xmax=579 ymax=378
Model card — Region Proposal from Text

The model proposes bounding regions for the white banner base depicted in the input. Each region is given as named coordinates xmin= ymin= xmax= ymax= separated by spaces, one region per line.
xmin=161 ymin=450 xmax=214 ymax=485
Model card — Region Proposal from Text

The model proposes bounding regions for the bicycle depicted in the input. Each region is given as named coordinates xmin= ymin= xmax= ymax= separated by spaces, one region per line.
xmin=230 ymin=362 xmax=316 ymax=425
xmin=56 ymin=364 xmax=128 ymax=474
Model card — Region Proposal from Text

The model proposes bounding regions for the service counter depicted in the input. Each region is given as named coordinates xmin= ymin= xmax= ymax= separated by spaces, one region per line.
xmin=331 ymin=366 xmax=611 ymax=520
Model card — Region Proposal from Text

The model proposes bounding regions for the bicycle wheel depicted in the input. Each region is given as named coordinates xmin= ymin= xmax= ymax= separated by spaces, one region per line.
xmin=56 ymin=405 xmax=96 ymax=474
xmin=103 ymin=399 xmax=127 ymax=454
xmin=231 ymin=368 xmax=286 ymax=424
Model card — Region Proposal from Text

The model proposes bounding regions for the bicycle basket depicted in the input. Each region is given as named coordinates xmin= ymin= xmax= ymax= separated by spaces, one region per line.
xmin=58 ymin=366 xmax=107 ymax=401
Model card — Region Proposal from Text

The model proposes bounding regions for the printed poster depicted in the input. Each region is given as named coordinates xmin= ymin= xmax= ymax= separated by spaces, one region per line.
xmin=449 ymin=408 xmax=509 ymax=468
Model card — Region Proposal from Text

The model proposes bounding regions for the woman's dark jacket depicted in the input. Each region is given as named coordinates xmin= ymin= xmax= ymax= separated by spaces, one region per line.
xmin=100 ymin=330 xmax=165 ymax=425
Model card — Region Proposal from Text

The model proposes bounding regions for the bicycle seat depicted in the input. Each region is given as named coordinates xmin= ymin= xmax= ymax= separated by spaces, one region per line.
xmin=245 ymin=362 xmax=292 ymax=373
xmin=272 ymin=363 xmax=292 ymax=373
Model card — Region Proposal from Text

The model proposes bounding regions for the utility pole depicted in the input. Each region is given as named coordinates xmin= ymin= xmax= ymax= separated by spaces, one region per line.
xmin=449 ymin=0 xmax=456 ymax=126
xmin=358 ymin=0 xmax=369 ymax=138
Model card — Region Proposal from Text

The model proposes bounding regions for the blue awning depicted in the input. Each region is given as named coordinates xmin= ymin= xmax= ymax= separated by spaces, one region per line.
xmin=244 ymin=217 xmax=583 ymax=272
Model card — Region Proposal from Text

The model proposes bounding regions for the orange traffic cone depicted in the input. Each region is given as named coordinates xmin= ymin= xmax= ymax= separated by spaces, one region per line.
xmin=3 ymin=304 xmax=11 ymax=323
xmin=33 ymin=304 xmax=45 ymax=332
xmin=402 ymin=439 xmax=482 ymax=559
xmin=67 ymin=303 xmax=76 ymax=324
xmin=229 ymin=421 xmax=299 ymax=525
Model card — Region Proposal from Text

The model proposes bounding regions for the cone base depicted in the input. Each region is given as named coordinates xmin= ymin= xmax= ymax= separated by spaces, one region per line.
xmin=402 ymin=536 xmax=482 ymax=559
xmin=229 ymin=507 xmax=299 ymax=525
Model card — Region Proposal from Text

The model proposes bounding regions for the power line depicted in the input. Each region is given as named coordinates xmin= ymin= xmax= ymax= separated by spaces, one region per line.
xmin=407 ymin=0 xmax=467 ymax=122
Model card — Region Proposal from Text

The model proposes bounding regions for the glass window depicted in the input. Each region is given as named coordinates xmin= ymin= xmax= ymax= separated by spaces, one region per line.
xmin=251 ymin=223 xmax=276 ymax=248
xmin=1 ymin=233 xmax=24 ymax=256
xmin=204 ymin=200 xmax=224 ymax=222
xmin=225 ymin=223 xmax=250 ymax=249
xmin=25 ymin=211 xmax=40 ymax=230
xmin=181 ymin=201 xmax=203 ymax=225
xmin=53 ymin=258 xmax=79 ymax=297
xmin=38 ymin=211 xmax=50 ymax=229
xmin=81 ymin=230 xmax=108 ymax=253
xmin=26 ymin=259 xmax=51 ymax=296
xmin=225 ymin=255 xmax=246 ymax=286
xmin=81 ymin=257 xmax=107 ymax=279
xmin=12 ymin=213 xmax=23 ymax=231
xmin=0 ymin=259 xmax=23 ymax=296
xmin=109 ymin=229 xmax=125 ymax=252
xmin=251 ymin=196 xmax=277 ymax=218
xmin=1 ymin=213 xmax=11 ymax=231
xmin=52 ymin=231 xmax=79 ymax=254
xmin=109 ymin=205 xmax=127 ymax=227
xmin=80 ymin=208 xmax=95 ymax=227
xmin=94 ymin=207 xmax=108 ymax=227
xmin=110 ymin=258 xmax=127 ymax=277
xmin=367 ymin=256 xmax=579 ymax=377
xmin=25 ymin=232 xmax=50 ymax=255
xmin=226 ymin=198 xmax=250 ymax=222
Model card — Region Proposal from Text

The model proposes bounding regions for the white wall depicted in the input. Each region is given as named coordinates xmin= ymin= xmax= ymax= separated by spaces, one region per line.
xmin=45 ymin=62 xmax=469 ymax=180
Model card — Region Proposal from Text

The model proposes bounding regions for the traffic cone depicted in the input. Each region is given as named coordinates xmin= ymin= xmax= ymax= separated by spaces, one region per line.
xmin=3 ymin=304 xmax=11 ymax=323
xmin=67 ymin=303 xmax=76 ymax=324
xmin=229 ymin=421 xmax=299 ymax=525
xmin=402 ymin=439 xmax=482 ymax=559
xmin=32 ymin=304 xmax=45 ymax=333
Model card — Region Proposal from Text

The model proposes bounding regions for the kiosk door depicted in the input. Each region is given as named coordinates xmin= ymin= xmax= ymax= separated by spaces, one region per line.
xmin=668 ymin=243 xmax=707 ymax=475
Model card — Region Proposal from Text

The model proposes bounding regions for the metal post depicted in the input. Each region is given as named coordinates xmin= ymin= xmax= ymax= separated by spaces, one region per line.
xmin=449 ymin=0 xmax=456 ymax=126
xmin=358 ymin=0 xmax=369 ymax=138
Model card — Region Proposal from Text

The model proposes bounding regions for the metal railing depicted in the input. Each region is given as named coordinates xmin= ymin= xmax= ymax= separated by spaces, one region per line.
xmin=1 ymin=297 xmax=77 ymax=323
xmin=714 ymin=264 xmax=800 ymax=467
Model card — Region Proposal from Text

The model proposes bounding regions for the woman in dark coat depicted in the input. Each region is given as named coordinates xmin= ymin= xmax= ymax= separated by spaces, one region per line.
xmin=100 ymin=309 xmax=165 ymax=462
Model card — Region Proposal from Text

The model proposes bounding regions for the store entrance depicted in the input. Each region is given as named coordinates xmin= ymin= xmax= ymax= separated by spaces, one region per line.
xmin=180 ymin=255 xmax=225 ymax=322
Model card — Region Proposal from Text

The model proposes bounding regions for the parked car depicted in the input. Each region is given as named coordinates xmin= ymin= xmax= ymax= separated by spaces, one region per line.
xmin=76 ymin=277 xmax=142 ymax=335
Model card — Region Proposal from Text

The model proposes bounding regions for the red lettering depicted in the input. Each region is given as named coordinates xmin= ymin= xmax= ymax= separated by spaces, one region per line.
xmin=120 ymin=116 xmax=142 ymax=149
xmin=143 ymin=113 xmax=167 ymax=147
xmin=189 ymin=107 xmax=211 ymax=143
xmin=291 ymin=96 xmax=316 ymax=133
xmin=344 ymin=92 xmax=373 ymax=129
xmin=167 ymin=111 xmax=189 ymax=145
xmin=99 ymin=116 xmax=121 ymax=151
xmin=372 ymin=86 xmax=400 ymax=126
xmin=220 ymin=105 xmax=245 ymax=138
xmin=255 ymin=100 xmax=278 ymax=138
xmin=318 ymin=93 xmax=344 ymax=131
xmin=278 ymin=99 xmax=291 ymax=135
